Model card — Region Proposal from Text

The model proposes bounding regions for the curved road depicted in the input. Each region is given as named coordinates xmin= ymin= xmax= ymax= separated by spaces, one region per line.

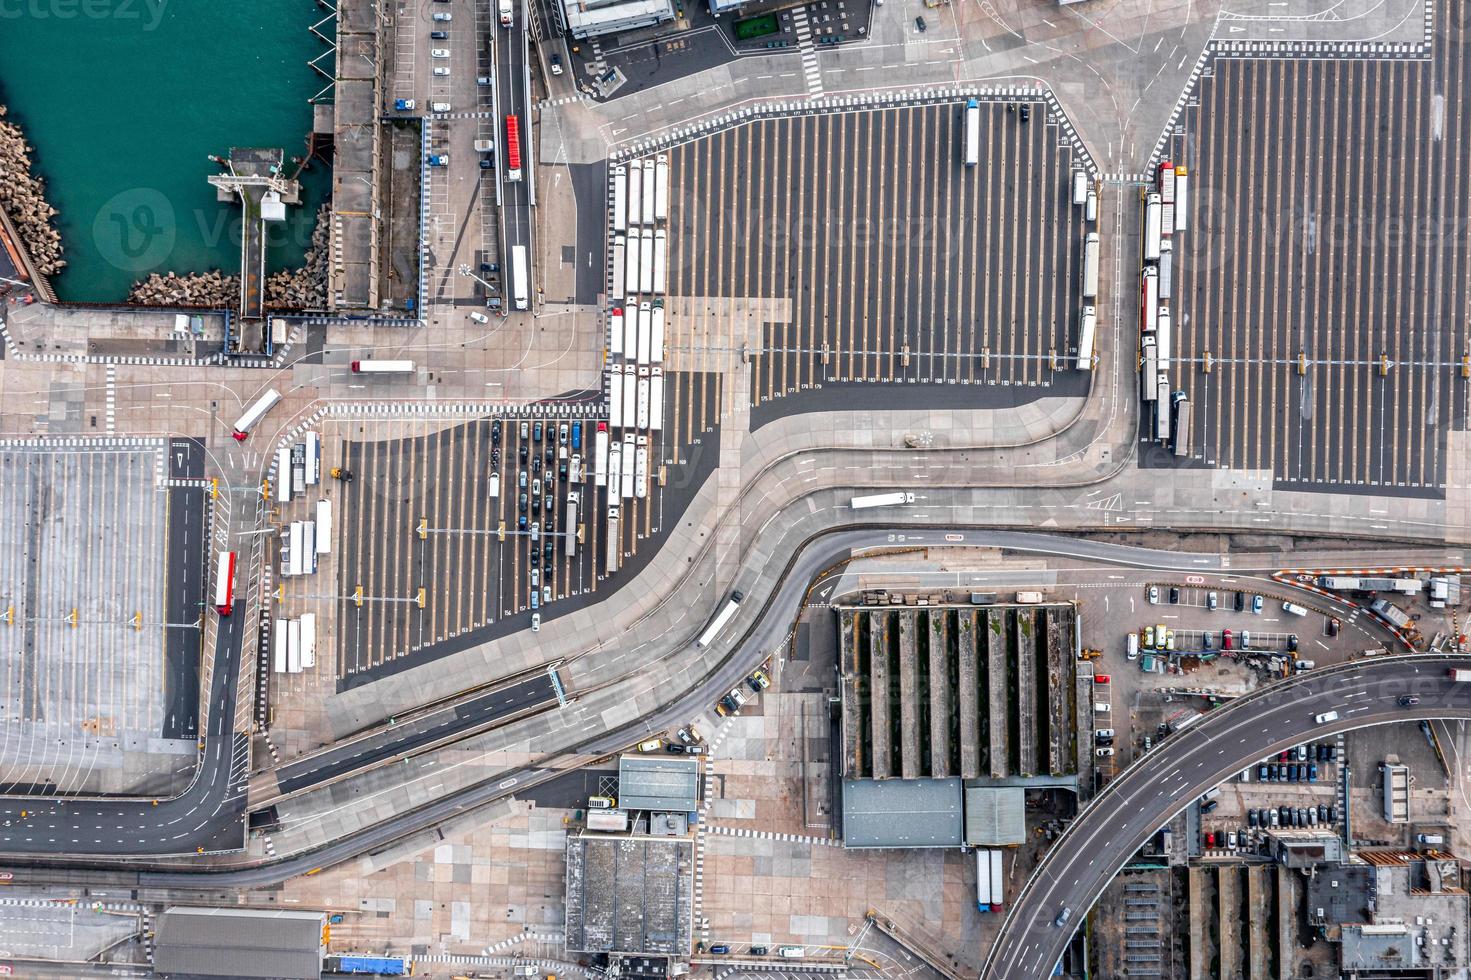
xmin=980 ymin=655 xmax=1471 ymax=980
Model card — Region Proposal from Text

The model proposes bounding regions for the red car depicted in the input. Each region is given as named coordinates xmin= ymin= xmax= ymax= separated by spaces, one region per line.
xmin=1222 ymin=628 xmax=1233 ymax=650
xmin=1205 ymin=832 xmax=1215 ymax=848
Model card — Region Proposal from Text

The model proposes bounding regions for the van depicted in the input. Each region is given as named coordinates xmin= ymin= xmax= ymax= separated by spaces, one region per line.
xmin=637 ymin=739 xmax=662 ymax=752
xmin=1283 ymin=601 xmax=1308 ymax=616
xmin=587 ymin=796 xmax=615 ymax=809
xmin=1418 ymin=833 xmax=1445 ymax=845
xmin=498 ymin=0 xmax=513 ymax=25
xmin=1127 ymin=633 xmax=1139 ymax=660
xmin=776 ymin=947 xmax=805 ymax=959
xmin=1200 ymin=787 xmax=1222 ymax=803
xmin=1314 ymin=710 xmax=1339 ymax=724
xmin=431 ymin=102 xmax=452 ymax=113
xmin=1295 ymin=659 xmax=1316 ymax=671
xmin=470 ymin=311 xmax=489 ymax=323
xmin=1094 ymin=702 xmax=1111 ymax=713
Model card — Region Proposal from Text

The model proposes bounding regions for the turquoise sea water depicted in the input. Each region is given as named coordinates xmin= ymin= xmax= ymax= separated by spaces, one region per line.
xmin=0 ymin=0 xmax=331 ymax=302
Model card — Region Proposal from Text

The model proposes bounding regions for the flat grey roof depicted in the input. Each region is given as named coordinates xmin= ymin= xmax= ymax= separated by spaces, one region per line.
xmin=619 ymin=755 xmax=700 ymax=812
xmin=565 ymin=835 xmax=693 ymax=954
xmin=841 ymin=778 xmax=964 ymax=848
xmin=154 ymin=907 xmax=323 ymax=979
xmin=964 ymin=786 xmax=1026 ymax=846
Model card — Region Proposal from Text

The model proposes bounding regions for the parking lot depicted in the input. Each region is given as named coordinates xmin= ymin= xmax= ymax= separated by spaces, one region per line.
xmin=0 ymin=442 xmax=200 ymax=794
xmin=1160 ymin=30 xmax=1468 ymax=494
xmin=326 ymin=410 xmax=717 ymax=685
xmin=660 ymin=99 xmax=1093 ymax=423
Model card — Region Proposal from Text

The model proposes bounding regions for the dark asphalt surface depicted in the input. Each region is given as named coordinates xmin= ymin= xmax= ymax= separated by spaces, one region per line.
xmin=0 ymin=526 xmax=1423 ymax=876
xmin=981 ymin=655 xmax=1471 ymax=980
xmin=272 ymin=672 xmax=559 ymax=797
xmin=163 ymin=438 xmax=206 ymax=741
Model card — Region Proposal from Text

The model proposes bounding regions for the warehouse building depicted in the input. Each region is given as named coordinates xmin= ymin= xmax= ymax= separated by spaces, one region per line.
xmin=557 ymin=0 xmax=674 ymax=38
xmin=565 ymin=834 xmax=694 ymax=954
xmin=618 ymin=755 xmax=700 ymax=813
xmin=840 ymin=778 xmax=964 ymax=849
xmin=153 ymin=907 xmax=324 ymax=979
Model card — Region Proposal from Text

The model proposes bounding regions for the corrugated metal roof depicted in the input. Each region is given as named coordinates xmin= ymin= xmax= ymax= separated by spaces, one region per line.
xmin=841 ymin=778 xmax=963 ymax=848
xmin=964 ymin=787 xmax=1026 ymax=846
xmin=618 ymin=755 xmax=700 ymax=812
xmin=154 ymin=907 xmax=323 ymax=979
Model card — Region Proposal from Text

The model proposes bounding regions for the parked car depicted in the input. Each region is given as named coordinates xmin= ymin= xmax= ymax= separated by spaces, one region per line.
xmin=748 ymin=669 xmax=770 ymax=692
xmin=530 ymin=612 xmax=540 ymax=631
xmin=1148 ymin=585 xmax=1159 ymax=604
xmin=1252 ymin=594 xmax=1264 ymax=613
xmin=1207 ymin=591 xmax=1218 ymax=610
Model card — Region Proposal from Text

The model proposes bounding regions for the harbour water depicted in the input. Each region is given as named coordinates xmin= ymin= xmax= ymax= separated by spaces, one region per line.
xmin=0 ymin=0 xmax=332 ymax=303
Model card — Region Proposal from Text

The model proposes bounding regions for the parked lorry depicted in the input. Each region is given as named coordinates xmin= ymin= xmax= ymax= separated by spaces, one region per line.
xmin=1451 ymin=668 xmax=1471 ymax=682
xmin=850 ymin=492 xmax=916 ymax=509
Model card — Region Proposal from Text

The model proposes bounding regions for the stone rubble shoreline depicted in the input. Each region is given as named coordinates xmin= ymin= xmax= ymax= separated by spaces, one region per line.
xmin=126 ymin=202 xmax=331 ymax=311
xmin=0 ymin=105 xmax=66 ymax=276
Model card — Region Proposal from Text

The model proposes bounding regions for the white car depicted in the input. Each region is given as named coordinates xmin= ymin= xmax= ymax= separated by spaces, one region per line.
xmin=433 ymin=67 xmax=450 ymax=76
xmin=432 ymin=48 xmax=451 ymax=58
xmin=470 ymin=311 xmax=489 ymax=323
xmin=530 ymin=612 xmax=541 ymax=632
xmin=432 ymin=11 xmax=452 ymax=19
xmin=1095 ymin=747 xmax=1115 ymax=758
xmin=1148 ymin=585 xmax=1159 ymax=604
xmin=1314 ymin=710 xmax=1339 ymax=724
xmin=1094 ymin=728 xmax=1115 ymax=739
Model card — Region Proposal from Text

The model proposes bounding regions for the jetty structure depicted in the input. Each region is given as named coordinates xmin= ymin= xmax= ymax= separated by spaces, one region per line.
xmin=208 ymin=147 xmax=300 ymax=355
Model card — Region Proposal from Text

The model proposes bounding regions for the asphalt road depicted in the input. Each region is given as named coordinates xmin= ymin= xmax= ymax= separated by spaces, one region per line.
xmin=0 ymin=526 xmax=1451 ymax=883
xmin=980 ymin=655 xmax=1471 ymax=980
xmin=0 ymin=489 xmax=255 ymax=856
xmin=270 ymin=671 xmax=559 ymax=798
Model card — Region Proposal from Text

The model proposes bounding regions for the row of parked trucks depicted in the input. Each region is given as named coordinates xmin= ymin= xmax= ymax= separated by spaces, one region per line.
xmin=1140 ymin=161 xmax=1191 ymax=453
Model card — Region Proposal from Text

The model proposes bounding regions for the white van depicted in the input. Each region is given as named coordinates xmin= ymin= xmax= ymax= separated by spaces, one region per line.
xmin=1127 ymin=632 xmax=1139 ymax=660
xmin=1314 ymin=710 xmax=1339 ymax=724
xmin=1094 ymin=702 xmax=1111 ymax=714
xmin=776 ymin=947 xmax=805 ymax=959
xmin=1283 ymin=601 xmax=1309 ymax=616
xmin=430 ymin=102 xmax=452 ymax=113
xmin=498 ymin=0 xmax=513 ymax=25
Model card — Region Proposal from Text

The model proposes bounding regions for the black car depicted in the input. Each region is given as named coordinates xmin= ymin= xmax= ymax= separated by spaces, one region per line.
xmin=431 ymin=29 xmax=448 ymax=39
xmin=1267 ymin=764 xmax=1278 ymax=781
xmin=1317 ymin=744 xmax=1330 ymax=761
xmin=1248 ymin=809 xmax=1259 ymax=828
xmin=490 ymin=448 xmax=501 ymax=467
xmin=1279 ymin=805 xmax=1291 ymax=825
xmin=544 ymin=447 xmax=555 ymax=465
xmin=559 ymin=460 xmax=569 ymax=482
xmin=518 ymin=444 xmax=529 ymax=463
xmin=543 ymin=494 xmax=554 ymax=514
xmin=1234 ymin=591 xmax=1246 ymax=612
xmin=533 ymin=421 xmax=543 ymax=441
xmin=1168 ymin=586 xmax=1180 ymax=604
xmin=720 ymin=694 xmax=739 ymax=713
xmin=529 ymin=549 xmax=540 ymax=567
xmin=531 ymin=495 xmax=541 ymax=515
xmin=1398 ymin=695 xmax=1420 ymax=706
xmin=542 ymin=517 xmax=553 ymax=531
xmin=1200 ymin=799 xmax=1218 ymax=814
xmin=1287 ymin=634 xmax=1299 ymax=652
xmin=491 ymin=420 xmax=502 ymax=444
xmin=518 ymin=493 xmax=528 ymax=514
xmin=518 ymin=515 xmax=528 ymax=531
xmin=1019 ymin=104 xmax=1030 ymax=122
xmin=914 ymin=15 xmax=926 ymax=30
xmin=532 ymin=457 xmax=542 ymax=473
xmin=1326 ymin=617 xmax=1341 ymax=636
xmin=665 ymin=743 xmax=687 ymax=754
xmin=749 ymin=947 xmax=768 ymax=957
xmin=1317 ymin=804 xmax=1329 ymax=823
xmin=543 ymin=541 xmax=554 ymax=563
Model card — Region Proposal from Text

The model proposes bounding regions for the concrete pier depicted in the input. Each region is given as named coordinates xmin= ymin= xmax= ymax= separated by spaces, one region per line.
xmin=1015 ymin=609 xmax=1037 ymax=777
xmin=1218 ymin=866 xmax=1241 ymax=979
xmin=208 ymin=147 xmax=300 ymax=354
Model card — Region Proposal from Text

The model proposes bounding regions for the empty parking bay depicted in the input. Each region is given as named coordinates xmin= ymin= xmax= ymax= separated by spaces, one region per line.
xmin=1161 ymin=29 xmax=1469 ymax=494
xmin=661 ymin=99 xmax=1092 ymax=424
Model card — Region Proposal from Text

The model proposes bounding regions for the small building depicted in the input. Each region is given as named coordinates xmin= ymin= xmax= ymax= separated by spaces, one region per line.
xmin=1382 ymin=760 xmax=1410 ymax=823
xmin=841 ymin=778 xmax=964 ymax=849
xmin=963 ymin=786 xmax=1026 ymax=846
xmin=618 ymin=755 xmax=700 ymax=813
xmin=558 ymin=0 xmax=674 ymax=39
xmin=564 ymin=834 xmax=694 ymax=954
xmin=1266 ymin=829 xmax=1346 ymax=869
xmin=153 ymin=907 xmax=324 ymax=979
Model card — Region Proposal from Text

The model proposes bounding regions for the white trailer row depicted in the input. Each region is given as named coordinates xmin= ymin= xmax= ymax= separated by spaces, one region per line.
xmin=612 ymin=156 xmax=669 ymax=231
xmin=271 ymin=613 xmax=318 ymax=674
xmin=279 ymin=510 xmax=332 ymax=576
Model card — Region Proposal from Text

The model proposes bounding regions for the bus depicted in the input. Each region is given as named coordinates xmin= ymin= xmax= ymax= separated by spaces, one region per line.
xmin=511 ymin=244 xmax=529 ymax=311
xmin=350 ymin=360 xmax=415 ymax=373
xmin=695 ymin=591 xmax=744 ymax=648
xmin=232 ymin=389 xmax=282 ymax=441
xmin=505 ymin=114 xmax=523 ymax=181
xmin=963 ymin=98 xmax=980 ymax=167
xmin=214 ymin=551 xmax=237 ymax=616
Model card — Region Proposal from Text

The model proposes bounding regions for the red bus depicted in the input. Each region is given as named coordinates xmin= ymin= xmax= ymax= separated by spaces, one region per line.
xmin=505 ymin=115 xmax=523 ymax=182
xmin=214 ymin=551 xmax=237 ymax=616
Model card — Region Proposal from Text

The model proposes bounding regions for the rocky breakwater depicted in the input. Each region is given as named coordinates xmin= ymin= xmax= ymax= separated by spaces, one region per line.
xmin=128 ymin=204 xmax=330 ymax=311
xmin=0 ymin=105 xmax=66 ymax=276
